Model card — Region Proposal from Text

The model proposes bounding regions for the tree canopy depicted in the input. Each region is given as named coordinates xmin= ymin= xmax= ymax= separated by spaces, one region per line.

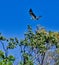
xmin=0 ymin=25 xmax=59 ymax=65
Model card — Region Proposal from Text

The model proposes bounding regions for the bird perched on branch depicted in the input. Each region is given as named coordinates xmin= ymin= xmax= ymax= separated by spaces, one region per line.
xmin=29 ymin=9 xmax=42 ymax=20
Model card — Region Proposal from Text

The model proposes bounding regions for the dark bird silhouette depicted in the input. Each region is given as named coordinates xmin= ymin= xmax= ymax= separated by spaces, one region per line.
xmin=29 ymin=9 xmax=42 ymax=20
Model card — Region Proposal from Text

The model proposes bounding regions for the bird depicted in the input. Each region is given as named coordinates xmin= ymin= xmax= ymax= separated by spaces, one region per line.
xmin=29 ymin=9 xmax=42 ymax=20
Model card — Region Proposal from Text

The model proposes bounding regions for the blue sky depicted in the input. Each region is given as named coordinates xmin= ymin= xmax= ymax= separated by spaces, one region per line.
xmin=0 ymin=0 xmax=59 ymax=38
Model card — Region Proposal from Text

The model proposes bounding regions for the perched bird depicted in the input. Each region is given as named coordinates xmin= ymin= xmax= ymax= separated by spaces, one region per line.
xmin=29 ymin=9 xmax=42 ymax=20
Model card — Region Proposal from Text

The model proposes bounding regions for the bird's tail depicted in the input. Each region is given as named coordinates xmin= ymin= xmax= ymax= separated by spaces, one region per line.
xmin=36 ymin=16 xmax=42 ymax=20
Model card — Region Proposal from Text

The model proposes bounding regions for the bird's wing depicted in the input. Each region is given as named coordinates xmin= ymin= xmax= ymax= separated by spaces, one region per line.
xmin=29 ymin=9 xmax=36 ymax=18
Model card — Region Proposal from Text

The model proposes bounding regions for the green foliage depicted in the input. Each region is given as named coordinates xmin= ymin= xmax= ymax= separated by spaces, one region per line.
xmin=0 ymin=25 xmax=59 ymax=65
xmin=7 ymin=37 xmax=18 ymax=49
xmin=0 ymin=60 xmax=13 ymax=65
xmin=0 ymin=34 xmax=6 ymax=41
xmin=8 ymin=55 xmax=15 ymax=62
xmin=0 ymin=50 xmax=5 ymax=61
xmin=0 ymin=50 xmax=15 ymax=65
xmin=19 ymin=25 xmax=59 ymax=65
xmin=19 ymin=52 xmax=34 ymax=65
xmin=0 ymin=34 xmax=16 ymax=65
